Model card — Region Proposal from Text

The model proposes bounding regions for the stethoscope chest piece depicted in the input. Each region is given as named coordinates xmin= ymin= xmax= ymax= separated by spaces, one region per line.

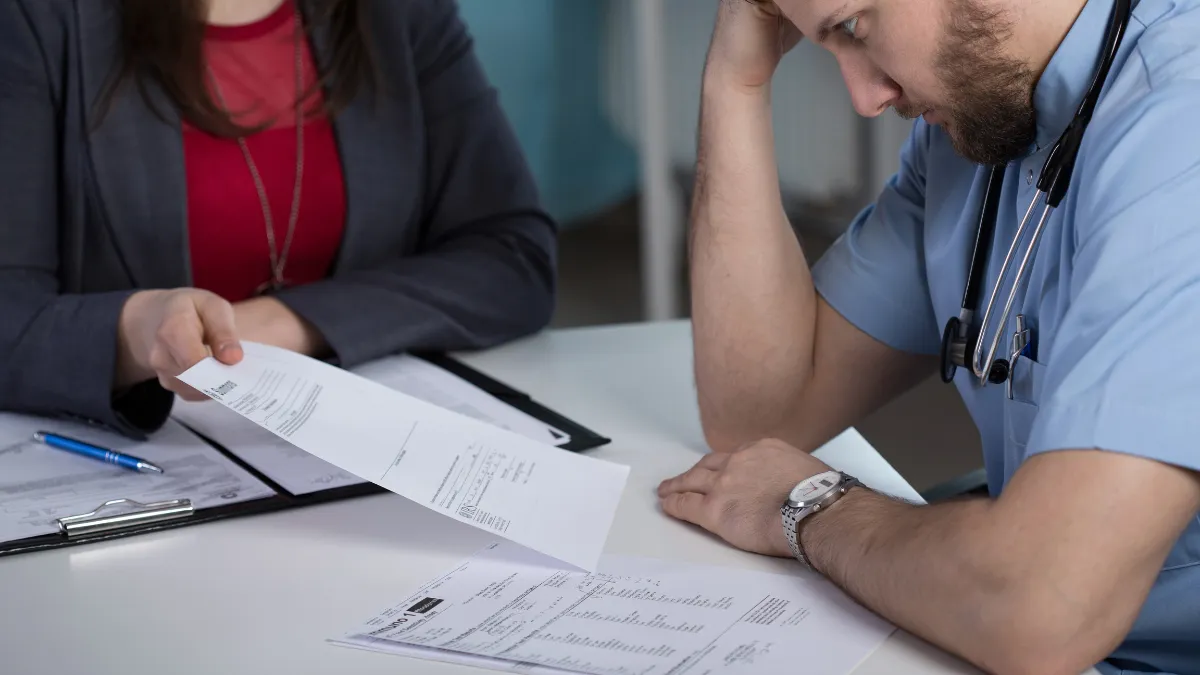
xmin=939 ymin=317 xmax=963 ymax=383
xmin=940 ymin=316 xmax=1009 ymax=385
xmin=986 ymin=358 xmax=1009 ymax=385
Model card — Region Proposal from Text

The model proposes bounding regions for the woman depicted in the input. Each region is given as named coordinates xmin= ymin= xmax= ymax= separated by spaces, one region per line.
xmin=0 ymin=0 xmax=558 ymax=437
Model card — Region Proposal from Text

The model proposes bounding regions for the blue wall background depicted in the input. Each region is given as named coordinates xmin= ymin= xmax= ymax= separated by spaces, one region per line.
xmin=457 ymin=0 xmax=639 ymax=226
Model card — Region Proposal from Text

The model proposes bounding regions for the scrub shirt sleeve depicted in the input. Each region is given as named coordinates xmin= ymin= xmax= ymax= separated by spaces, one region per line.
xmin=810 ymin=120 xmax=940 ymax=355
xmin=1026 ymin=84 xmax=1200 ymax=476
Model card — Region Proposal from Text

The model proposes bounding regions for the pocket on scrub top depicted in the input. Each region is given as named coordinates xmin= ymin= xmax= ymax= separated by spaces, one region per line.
xmin=1004 ymin=354 xmax=1046 ymax=451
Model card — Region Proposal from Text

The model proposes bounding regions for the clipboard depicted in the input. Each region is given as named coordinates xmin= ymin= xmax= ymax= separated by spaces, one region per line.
xmin=414 ymin=353 xmax=610 ymax=453
xmin=0 ymin=355 xmax=610 ymax=558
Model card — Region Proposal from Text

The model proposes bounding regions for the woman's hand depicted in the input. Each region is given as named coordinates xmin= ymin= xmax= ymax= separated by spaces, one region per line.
xmin=116 ymin=289 xmax=244 ymax=400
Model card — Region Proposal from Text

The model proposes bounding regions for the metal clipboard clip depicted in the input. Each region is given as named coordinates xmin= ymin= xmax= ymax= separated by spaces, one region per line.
xmin=56 ymin=498 xmax=194 ymax=539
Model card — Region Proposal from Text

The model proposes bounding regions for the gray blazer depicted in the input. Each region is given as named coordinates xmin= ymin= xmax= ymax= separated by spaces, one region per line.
xmin=0 ymin=0 xmax=557 ymax=437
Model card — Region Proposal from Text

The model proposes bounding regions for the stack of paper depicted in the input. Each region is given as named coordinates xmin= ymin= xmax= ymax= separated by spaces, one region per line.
xmin=333 ymin=541 xmax=896 ymax=675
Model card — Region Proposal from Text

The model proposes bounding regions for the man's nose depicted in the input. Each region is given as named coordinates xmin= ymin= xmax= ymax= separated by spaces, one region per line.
xmin=837 ymin=52 xmax=901 ymax=117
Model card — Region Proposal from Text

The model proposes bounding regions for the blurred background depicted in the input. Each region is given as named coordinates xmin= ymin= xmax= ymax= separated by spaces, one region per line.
xmin=458 ymin=0 xmax=980 ymax=495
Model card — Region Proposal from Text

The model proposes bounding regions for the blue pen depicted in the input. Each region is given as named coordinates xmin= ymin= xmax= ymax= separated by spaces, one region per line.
xmin=32 ymin=431 xmax=165 ymax=474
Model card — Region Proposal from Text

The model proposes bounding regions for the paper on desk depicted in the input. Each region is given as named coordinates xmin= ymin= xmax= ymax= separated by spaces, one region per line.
xmin=0 ymin=414 xmax=276 ymax=545
xmin=352 ymin=355 xmax=571 ymax=447
xmin=177 ymin=342 xmax=629 ymax=571
xmin=333 ymin=541 xmax=895 ymax=675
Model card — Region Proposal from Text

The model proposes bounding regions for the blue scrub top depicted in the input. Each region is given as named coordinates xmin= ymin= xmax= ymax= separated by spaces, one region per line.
xmin=811 ymin=0 xmax=1200 ymax=672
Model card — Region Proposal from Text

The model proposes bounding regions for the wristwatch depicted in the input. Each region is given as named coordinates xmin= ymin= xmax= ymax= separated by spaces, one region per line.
xmin=780 ymin=470 xmax=862 ymax=570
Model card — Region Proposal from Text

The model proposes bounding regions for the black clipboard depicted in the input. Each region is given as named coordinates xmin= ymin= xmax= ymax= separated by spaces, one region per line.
xmin=0 ymin=355 xmax=610 ymax=558
xmin=414 ymin=353 xmax=609 ymax=453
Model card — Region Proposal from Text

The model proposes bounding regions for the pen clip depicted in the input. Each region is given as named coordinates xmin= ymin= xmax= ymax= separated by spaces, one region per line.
xmin=56 ymin=498 xmax=194 ymax=538
xmin=1005 ymin=353 xmax=1017 ymax=399
xmin=1006 ymin=316 xmax=1025 ymax=400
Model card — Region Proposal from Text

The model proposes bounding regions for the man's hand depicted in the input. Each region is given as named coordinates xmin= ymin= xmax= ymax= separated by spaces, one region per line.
xmin=708 ymin=0 xmax=802 ymax=90
xmin=657 ymin=439 xmax=833 ymax=557
xmin=116 ymin=289 xmax=243 ymax=400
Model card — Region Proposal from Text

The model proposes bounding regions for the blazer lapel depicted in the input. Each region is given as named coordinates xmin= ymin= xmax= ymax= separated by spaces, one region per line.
xmin=304 ymin=0 xmax=422 ymax=272
xmin=76 ymin=0 xmax=191 ymax=289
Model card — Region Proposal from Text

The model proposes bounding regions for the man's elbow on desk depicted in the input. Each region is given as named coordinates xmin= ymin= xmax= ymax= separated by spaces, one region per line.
xmin=695 ymin=389 xmax=823 ymax=455
xmin=697 ymin=418 xmax=800 ymax=455
xmin=697 ymin=422 xmax=759 ymax=455
xmin=697 ymin=414 xmax=849 ymax=457
xmin=695 ymin=397 xmax=770 ymax=454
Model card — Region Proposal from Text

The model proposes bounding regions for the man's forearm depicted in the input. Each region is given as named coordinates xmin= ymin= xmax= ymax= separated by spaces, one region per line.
xmin=801 ymin=489 xmax=1094 ymax=675
xmin=690 ymin=74 xmax=819 ymax=451
xmin=803 ymin=490 xmax=998 ymax=656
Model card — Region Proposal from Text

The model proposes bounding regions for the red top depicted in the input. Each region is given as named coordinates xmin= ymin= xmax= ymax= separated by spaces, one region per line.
xmin=184 ymin=0 xmax=347 ymax=302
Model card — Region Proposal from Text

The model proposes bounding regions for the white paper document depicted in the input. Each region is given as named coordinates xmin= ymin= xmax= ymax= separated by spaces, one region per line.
xmin=0 ymin=414 xmax=276 ymax=545
xmin=177 ymin=342 xmax=629 ymax=571
xmin=352 ymin=355 xmax=571 ymax=447
xmin=173 ymin=354 xmax=573 ymax=496
xmin=172 ymin=400 xmax=368 ymax=495
xmin=333 ymin=541 xmax=895 ymax=675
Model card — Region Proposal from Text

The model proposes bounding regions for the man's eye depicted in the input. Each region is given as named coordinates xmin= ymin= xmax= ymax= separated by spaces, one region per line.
xmin=841 ymin=16 xmax=860 ymax=39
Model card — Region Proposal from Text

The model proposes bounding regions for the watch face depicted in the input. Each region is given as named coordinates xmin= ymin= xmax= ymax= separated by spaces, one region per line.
xmin=788 ymin=471 xmax=842 ymax=506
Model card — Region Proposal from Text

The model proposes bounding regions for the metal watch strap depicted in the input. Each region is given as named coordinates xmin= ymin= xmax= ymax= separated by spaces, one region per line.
xmin=782 ymin=473 xmax=862 ymax=571
xmin=781 ymin=502 xmax=810 ymax=568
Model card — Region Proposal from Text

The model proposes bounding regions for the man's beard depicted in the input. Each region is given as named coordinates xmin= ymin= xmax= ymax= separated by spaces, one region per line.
xmin=900 ymin=1 xmax=1039 ymax=166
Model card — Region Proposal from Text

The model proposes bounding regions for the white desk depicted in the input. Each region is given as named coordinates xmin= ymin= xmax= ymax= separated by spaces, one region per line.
xmin=1 ymin=321 xmax=981 ymax=675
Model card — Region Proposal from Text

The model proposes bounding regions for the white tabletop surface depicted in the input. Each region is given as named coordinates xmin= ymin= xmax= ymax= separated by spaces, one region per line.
xmin=0 ymin=320 xmax=987 ymax=675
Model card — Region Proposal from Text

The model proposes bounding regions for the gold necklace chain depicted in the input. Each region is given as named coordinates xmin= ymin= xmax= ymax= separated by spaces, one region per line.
xmin=206 ymin=4 xmax=305 ymax=295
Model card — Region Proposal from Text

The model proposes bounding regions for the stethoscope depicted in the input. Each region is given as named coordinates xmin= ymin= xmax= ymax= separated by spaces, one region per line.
xmin=939 ymin=0 xmax=1133 ymax=388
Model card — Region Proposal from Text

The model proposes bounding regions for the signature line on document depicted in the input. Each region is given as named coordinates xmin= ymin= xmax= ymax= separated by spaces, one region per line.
xmin=381 ymin=422 xmax=418 ymax=481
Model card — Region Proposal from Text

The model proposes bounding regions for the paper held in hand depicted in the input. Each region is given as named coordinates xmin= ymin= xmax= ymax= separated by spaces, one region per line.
xmin=178 ymin=342 xmax=629 ymax=572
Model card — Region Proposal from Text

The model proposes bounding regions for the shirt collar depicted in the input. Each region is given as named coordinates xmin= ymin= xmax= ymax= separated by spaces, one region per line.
xmin=1031 ymin=0 xmax=1125 ymax=152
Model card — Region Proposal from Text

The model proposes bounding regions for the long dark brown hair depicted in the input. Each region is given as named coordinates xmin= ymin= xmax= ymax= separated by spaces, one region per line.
xmin=100 ymin=0 xmax=376 ymax=138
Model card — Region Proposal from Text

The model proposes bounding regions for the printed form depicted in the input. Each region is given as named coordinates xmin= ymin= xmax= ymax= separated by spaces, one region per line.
xmin=178 ymin=343 xmax=629 ymax=571
xmin=333 ymin=541 xmax=895 ymax=675
xmin=173 ymin=400 xmax=367 ymax=495
xmin=173 ymin=355 xmax=571 ymax=496
xmin=0 ymin=414 xmax=276 ymax=545
xmin=352 ymin=356 xmax=571 ymax=448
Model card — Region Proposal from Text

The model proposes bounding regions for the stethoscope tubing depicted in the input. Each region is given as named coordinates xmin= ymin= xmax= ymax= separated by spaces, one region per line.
xmin=971 ymin=194 xmax=1054 ymax=384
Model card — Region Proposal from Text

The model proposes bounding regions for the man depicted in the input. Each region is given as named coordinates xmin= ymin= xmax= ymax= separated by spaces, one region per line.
xmin=657 ymin=1 xmax=1200 ymax=674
